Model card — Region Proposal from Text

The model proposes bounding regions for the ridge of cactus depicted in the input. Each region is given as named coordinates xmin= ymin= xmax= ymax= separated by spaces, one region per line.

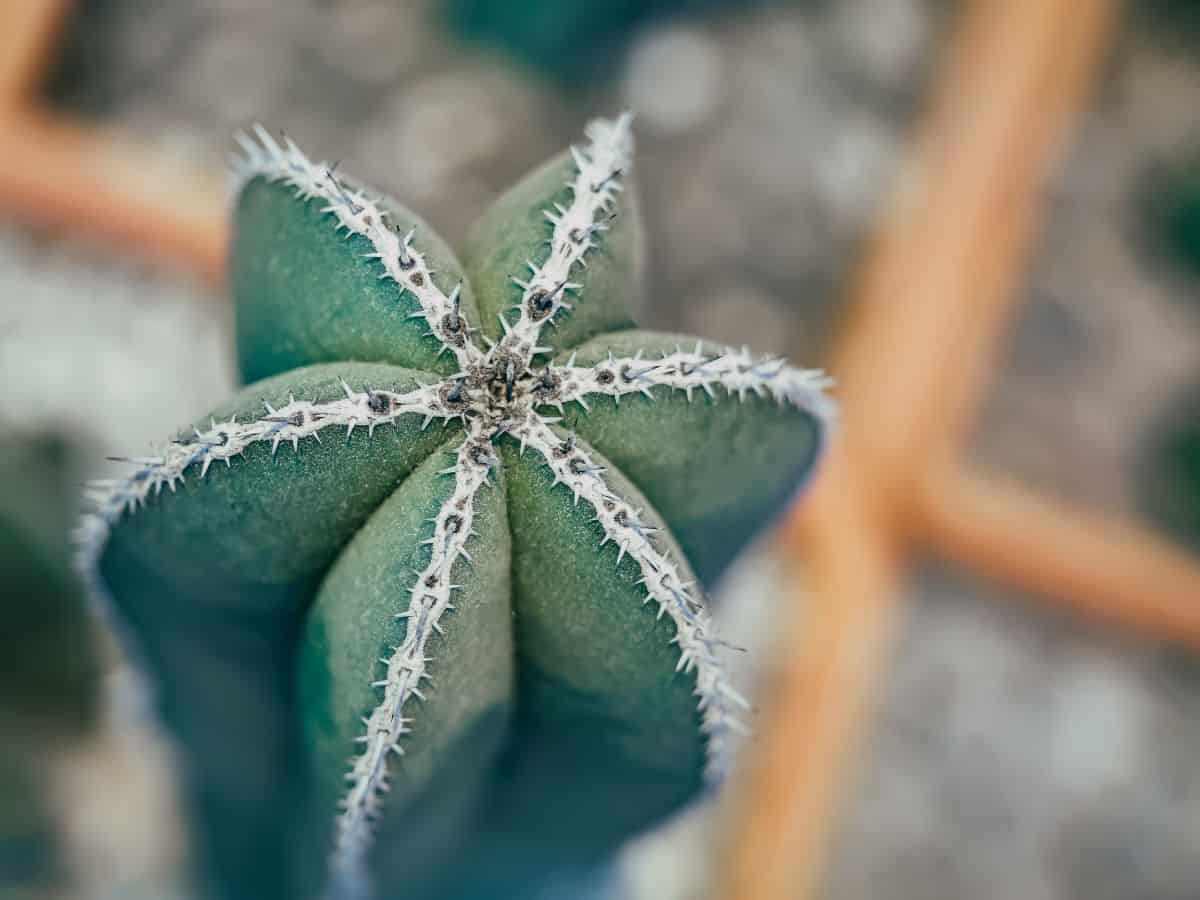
xmin=232 ymin=124 xmax=482 ymax=371
xmin=329 ymin=426 xmax=497 ymax=892
xmin=510 ymin=415 xmax=750 ymax=776
xmin=496 ymin=113 xmax=633 ymax=365
xmin=74 ymin=381 xmax=453 ymax=602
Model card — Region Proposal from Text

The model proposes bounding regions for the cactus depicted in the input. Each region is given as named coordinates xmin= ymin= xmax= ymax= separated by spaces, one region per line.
xmin=76 ymin=115 xmax=832 ymax=900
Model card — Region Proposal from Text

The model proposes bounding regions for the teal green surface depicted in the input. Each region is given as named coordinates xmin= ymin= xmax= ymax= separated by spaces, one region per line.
xmin=1147 ymin=161 xmax=1200 ymax=279
xmin=106 ymin=363 xmax=455 ymax=593
xmin=298 ymin=444 xmax=513 ymax=873
xmin=233 ymin=177 xmax=478 ymax=382
xmin=463 ymin=151 xmax=642 ymax=349
xmin=501 ymin=434 xmax=703 ymax=774
xmin=555 ymin=331 xmax=824 ymax=587
xmin=100 ymin=363 xmax=456 ymax=900
xmin=1139 ymin=394 xmax=1200 ymax=550
xmin=445 ymin=436 xmax=703 ymax=898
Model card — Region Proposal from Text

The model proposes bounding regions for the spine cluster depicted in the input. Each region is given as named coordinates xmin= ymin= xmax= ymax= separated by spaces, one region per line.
xmin=331 ymin=423 xmax=494 ymax=889
xmin=500 ymin=114 xmax=633 ymax=365
xmin=233 ymin=126 xmax=481 ymax=370
xmin=513 ymin=416 xmax=750 ymax=777
xmin=550 ymin=343 xmax=835 ymax=421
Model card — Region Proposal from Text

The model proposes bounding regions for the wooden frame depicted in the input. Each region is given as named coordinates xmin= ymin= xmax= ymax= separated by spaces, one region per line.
xmin=719 ymin=1 xmax=1200 ymax=898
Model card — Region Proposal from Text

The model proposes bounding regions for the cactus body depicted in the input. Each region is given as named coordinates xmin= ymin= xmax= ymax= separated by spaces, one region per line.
xmin=78 ymin=116 xmax=833 ymax=900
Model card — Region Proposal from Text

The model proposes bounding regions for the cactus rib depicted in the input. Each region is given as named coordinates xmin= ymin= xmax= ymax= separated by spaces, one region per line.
xmin=498 ymin=114 xmax=634 ymax=366
xmin=330 ymin=422 xmax=496 ymax=892
xmin=233 ymin=125 xmax=482 ymax=370
xmin=74 ymin=382 xmax=450 ymax=610
xmin=549 ymin=343 xmax=836 ymax=419
xmin=513 ymin=414 xmax=750 ymax=777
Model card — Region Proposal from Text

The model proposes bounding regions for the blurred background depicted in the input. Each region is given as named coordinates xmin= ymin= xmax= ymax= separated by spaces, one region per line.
xmin=2 ymin=0 xmax=1200 ymax=898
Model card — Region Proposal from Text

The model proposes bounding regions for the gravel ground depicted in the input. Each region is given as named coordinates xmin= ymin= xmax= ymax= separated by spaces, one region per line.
xmin=3 ymin=1 xmax=1199 ymax=897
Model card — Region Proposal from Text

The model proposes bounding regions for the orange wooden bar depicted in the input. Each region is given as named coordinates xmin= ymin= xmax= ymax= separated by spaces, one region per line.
xmin=0 ymin=0 xmax=226 ymax=284
xmin=717 ymin=446 xmax=902 ymax=900
xmin=0 ymin=0 xmax=68 ymax=109
xmin=0 ymin=109 xmax=226 ymax=283
xmin=716 ymin=0 xmax=1122 ymax=897
xmin=917 ymin=464 xmax=1200 ymax=649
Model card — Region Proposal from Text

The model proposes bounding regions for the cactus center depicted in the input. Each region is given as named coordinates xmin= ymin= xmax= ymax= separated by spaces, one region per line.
xmin=459 ymin=344 xmax=559 ymax=428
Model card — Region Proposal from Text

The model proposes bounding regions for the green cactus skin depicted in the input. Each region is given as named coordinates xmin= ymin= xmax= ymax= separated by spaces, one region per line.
xmin=1 ymin=436 xmax=98 ymax=898
xmin=78 ymin=116 xmax=833 ymax=900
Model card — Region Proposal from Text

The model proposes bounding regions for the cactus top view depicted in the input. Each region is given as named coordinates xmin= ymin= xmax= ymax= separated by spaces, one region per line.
xmin=75 ymin=114 xmax=832 ymax=900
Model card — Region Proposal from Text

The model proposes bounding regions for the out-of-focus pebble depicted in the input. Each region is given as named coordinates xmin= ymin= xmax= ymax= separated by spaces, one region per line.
xmin=685 ymin=281 xmax=796 ymax=357
xmin=622 ymin=26 xmax=724 ymax=136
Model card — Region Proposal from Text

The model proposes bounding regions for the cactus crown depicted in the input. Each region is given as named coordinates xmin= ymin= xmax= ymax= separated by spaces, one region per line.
xmin=76 ymin=115 xmax=832 ymax=900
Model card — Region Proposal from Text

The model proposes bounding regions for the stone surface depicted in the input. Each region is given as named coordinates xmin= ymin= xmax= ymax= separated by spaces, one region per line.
xmin=622 ymin=26 xmax=725 ymax=136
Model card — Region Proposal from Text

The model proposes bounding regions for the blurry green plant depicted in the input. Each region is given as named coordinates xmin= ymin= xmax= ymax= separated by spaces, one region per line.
xmin=1139 ymin=156 xmax=1200 ymax=281
xmin=1139 ymin=390 xmax=1200 ymax=550
xmin=1136 ymin=0 xmax=1200 ymax=45
xmin=443 ymin=0 xmax=776 ymax=84
xmin=1 ymin=435 xmax=99 ymax=899
xmin=78 ymin=115 xmax=831 ymax=900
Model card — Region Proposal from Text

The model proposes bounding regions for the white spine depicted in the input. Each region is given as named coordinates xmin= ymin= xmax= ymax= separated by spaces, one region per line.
xmin=549 ymin=342 xmax=835 ymax=422
xmin=330 ymin=421 xmax=495 ymax=889
xmin=513 ymin=414 xmax=749 ymax=778
xmin=499 ymin=114 xmax=633 ymax=363
xmin=232 ymin=125 xmax=481 ymax=370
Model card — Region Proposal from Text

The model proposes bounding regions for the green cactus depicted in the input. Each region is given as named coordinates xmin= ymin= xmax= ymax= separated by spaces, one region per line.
xmin=78 ymin=115 xmax=832 ymax=900
xmin=1142 ymin=157 xmax=1200 ymax=281
xmin=1 ymin=435 xmax=99 ymax=899
xmin=1138 ymin=390 xmax=1200 ymax=550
